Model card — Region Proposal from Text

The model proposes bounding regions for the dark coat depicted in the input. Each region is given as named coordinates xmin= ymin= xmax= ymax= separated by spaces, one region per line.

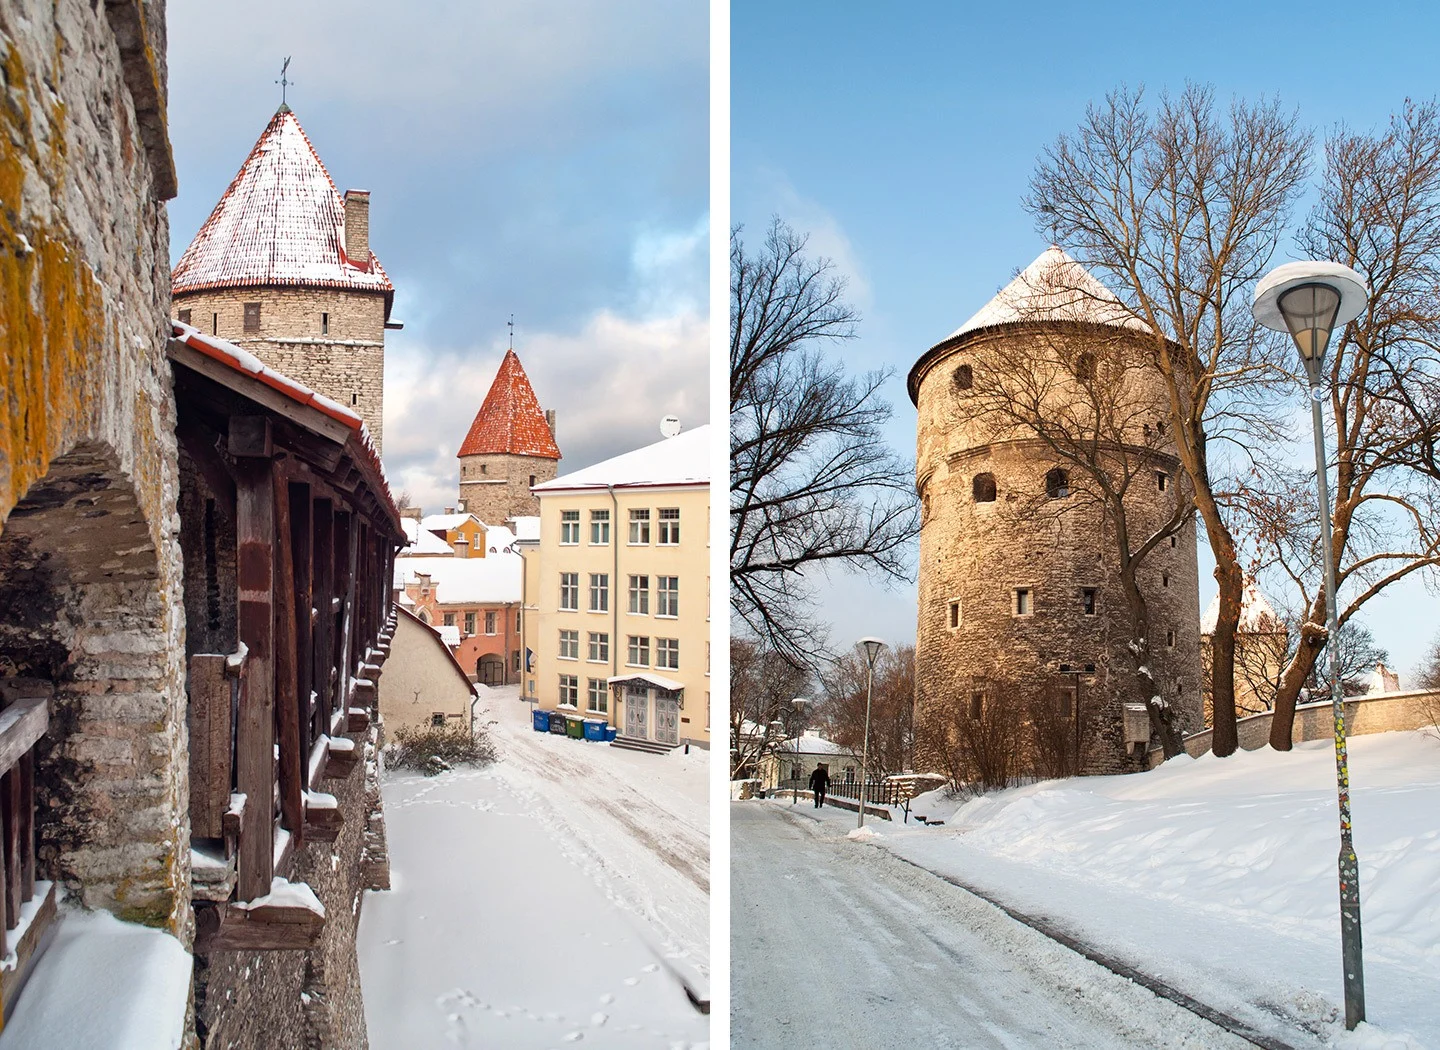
xmin=808 ymin=766 xmax=830 ymax=792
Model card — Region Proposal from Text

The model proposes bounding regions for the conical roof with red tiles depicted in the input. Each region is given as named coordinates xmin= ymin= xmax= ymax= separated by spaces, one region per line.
xmin=173 ymin=106 xmax=393 ymax=299
xmin=458 ymin=349 xmax=561 ymax=460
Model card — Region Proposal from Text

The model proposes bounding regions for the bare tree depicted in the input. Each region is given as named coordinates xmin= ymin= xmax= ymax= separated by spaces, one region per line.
xmin=1027 ymin=84 xmax=1311 ymax=756
xmin=1417 ymin=633 xmax=1440 ymax=691
xmin=730 ymin=219 xmax=919 ymax=664
xmin=818 ymin=643 xmax=915 ymax=777
xmin=1249 ymin=101 xmax=1440 ymax=747
xmin=728 ymin=636 xmax=812 ymax=780
xmin=961 ymin=272 xmax=1193 ymax=757
xmin=919 ymin=678 xmax=1027 ymax=793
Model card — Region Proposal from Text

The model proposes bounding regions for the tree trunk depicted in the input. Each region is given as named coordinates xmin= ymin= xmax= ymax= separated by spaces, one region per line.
xmin=1209 ymin=558 xmax=1245 ymax=757
xmin=1119 ymin=566 xmax=1186 ymax=758
xmin=1269 ymin=617 xmax=1327 ymax=751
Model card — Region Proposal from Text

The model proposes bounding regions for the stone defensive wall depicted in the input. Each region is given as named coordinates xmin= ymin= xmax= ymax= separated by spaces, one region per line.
xmin=1146 ymin=689 xmax=1440 ymax=768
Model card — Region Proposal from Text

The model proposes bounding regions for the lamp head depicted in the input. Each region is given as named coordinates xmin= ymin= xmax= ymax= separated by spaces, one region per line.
xmin=791 ymin=697 xmax=809 ymax=712
xmin=858 ymin=636 xmax=887 ymax=667
xmin=1252 ymin=261 xmax=1368 ymax=382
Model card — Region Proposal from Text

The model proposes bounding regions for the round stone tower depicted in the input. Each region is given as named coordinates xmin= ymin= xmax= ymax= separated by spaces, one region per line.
xmin=909 ymin=247 xmax=1202 ymax=775
xmin=172 ymin=105 xmax=396 ymax=452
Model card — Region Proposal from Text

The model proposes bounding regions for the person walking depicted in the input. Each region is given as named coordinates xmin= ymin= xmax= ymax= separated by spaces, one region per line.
xmin=808 ymin=764 xmax=829 ymax=808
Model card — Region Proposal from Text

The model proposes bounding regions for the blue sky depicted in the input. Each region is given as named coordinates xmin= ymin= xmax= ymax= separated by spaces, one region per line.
xmin=733 ymin=0 xmax=1440 ymax=675
xmin=168 ymin=1 xmax=708 ymax=509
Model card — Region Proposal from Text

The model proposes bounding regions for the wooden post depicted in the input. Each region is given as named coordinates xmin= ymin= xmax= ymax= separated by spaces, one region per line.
xmin=2 ymin=767 xmax=19 ymax=929
xmin=289 ymin=483 xmax=314 ymax=760
xmin=272 ymin=469 xmax=304 ymax=848
xmin=311 ymin=499 xmax=335 ymax=742
xmin=187 ymin=654 xmax=232 ymax=839
xmin=233 ymin=448 xmax=276 ymax=902
xmin=333 ymin=511 xmax=354 ymax=729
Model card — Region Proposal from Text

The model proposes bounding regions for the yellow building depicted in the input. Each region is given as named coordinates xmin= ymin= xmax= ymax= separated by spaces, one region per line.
xmin=419 ymin=511 xmax=491 ymax=558
xmin=522 ymin=425 xmax=710 ymax=749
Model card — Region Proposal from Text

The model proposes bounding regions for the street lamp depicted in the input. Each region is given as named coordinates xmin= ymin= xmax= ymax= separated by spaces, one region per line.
xmin=790 ymin=697 xmax=809 ymax=803
xmin=1254 ymin=260 xmax=1369 ymax=1030
xmin=856 ymin=637 xmax=886 ymax=829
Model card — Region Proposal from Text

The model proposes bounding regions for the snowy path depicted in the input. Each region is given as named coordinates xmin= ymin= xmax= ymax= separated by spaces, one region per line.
xmin=358 ymin=690 xmax=709 ymax=1049
xmin=730 ymin=803 xmax=1252 ymax=1050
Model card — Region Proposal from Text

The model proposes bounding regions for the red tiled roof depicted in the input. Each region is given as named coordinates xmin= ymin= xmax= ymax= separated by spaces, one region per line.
xmin=172 ymin=106 xmax=394 ymax=303
xmin=457 ymin=349 xmax=561 ymax=460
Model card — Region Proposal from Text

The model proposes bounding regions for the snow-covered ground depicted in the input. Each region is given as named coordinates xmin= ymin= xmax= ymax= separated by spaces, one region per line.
xmin=359 ymin=685 xmax=708 ymax=1049
xmin=757 ymin=729 xmax=1440 ymax=1049
xmin=731 ymin=803 xmax=1255 ymax=1049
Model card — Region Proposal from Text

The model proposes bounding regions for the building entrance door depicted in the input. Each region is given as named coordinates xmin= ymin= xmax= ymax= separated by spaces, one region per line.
xmin=654 ymin=696 xmax=679 ymax=745
xmin=625 ymin=686 xmax=649 ymax=738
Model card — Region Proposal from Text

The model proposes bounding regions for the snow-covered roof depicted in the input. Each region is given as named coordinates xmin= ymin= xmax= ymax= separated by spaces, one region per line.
xmin=508 ymin=516 xmax=541 ymax=542
xmin=533 ymin=425 xmax=709 ymax=493
xmin=943 ymin=246 xmax=1148 ymax=344
xmin=483 ymin=524 xmax=517 ymax=552
xmin=436 ymin=624 xmax=461 ymax=648
xmin=777 ymin=732 xmax=851 ymax=756
xmin=396 ymin=553 xmax=523 ymax=604
xmin=401 ymin=518 xmax=455 ymax=556
xmin=1200 ymin=579 xmax=1285 ymax=635
xmin=458 ymin=349 xmax=561 ymax=460
xmin=420 ymin=512 xmax=480 ymax=533
xmin=172 ymin=107 xmax=393 ymax=301
xmin=607 ymin=672 xmax=685 ymax=692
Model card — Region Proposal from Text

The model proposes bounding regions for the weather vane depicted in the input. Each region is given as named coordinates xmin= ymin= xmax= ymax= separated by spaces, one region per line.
xmin=507 ymin=314 xmax=514 ymax=350
xmin=277 ymin=57 xmax=293 ymax=107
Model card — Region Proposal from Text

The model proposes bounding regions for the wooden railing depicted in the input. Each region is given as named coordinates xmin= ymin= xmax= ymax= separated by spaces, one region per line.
xmin=0 ymin=680 xmax=50 ymax=957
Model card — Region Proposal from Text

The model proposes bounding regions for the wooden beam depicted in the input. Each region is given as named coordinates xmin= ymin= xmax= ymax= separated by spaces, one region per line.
xmin=272 ymin=469 xmax=304 ymax=850
xmin=2 ymin=767 xmax=19 ymax=929
xmin=346 ymin=707 xmax=371 ymax=733
xmin=175 ymin=419 xmax=237 ymax=521
xmin=0 ymin=697 xmax=48 ymax=778
xmin=233 ymin=457 xmax=275 ymax=902
xmin=311 ymin=499 xmax=336 ymax=746
xmin=229 ymin=416 xmax=273 ymax=459
xmin=303 ymin=795 xmax=342 ymax=842
xmin=323 ymin=738 xmax=360 ymax=780
xmin=193 ymin=899 xmax=325 ymax=953
xmin=187 ymin=654 xmax=232 ymax=839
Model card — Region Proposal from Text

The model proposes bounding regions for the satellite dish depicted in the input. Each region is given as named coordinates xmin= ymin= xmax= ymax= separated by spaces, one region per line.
xmin=659 ymin=416 xmax=682 ymax=438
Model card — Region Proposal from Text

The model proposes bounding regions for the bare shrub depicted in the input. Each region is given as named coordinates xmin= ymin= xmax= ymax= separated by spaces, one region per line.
xmin=387 ymin=723 xmax=498 ymax=775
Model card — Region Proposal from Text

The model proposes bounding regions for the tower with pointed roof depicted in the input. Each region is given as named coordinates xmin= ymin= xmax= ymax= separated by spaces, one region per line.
xmin=909 ymin=247 xmax=1202 ymax=775
xmin=457 ymin=348 xmax=561 ymax=523
xmin=172 ymin=105 xmax=396 ymax=451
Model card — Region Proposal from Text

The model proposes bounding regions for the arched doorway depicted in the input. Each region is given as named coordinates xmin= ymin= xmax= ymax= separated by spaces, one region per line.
xmin=0 ymin=444 xmax=186 ymax=929
xmin=477 ymin=654 xmax=505 ymax=686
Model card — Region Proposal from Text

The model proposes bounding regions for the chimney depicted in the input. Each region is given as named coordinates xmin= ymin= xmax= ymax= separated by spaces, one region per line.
xmin=343 ymin=189 xmax=370 ymax=268
xmin=545 ymin=409 xmax=557 ymax=440
xmin=444 ymin=506 xmax=455 ymax=515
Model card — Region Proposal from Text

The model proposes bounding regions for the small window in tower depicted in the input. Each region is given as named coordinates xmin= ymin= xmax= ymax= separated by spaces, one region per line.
xmin=1057 ymin=689 xmax=1074 ymax=718
xmin=322 ymin=312 xmax=329 ymax=335
xmin=529 ymin=475 xmax=537 ymax=487
xmin=969 ymin=692 xmax=984 ymax=720
xmin=973 ymin=473 xmax=997 ymax=503
xmin=1014 ymin=588 xmax=1033 ymax=616
xmin=1157 ymin=420 xmax=1167 ymax=436
xmin=1082 ymin=588 xmax=1096 ymax=615
xmin=244 ymin=302 xmax=261 ymax=333
xmin=1167 ymin=629 xmax=1176 ymax=647
xmin=1074 ymin=352 xmax=1095 ymax=381
xmin=1162 ymin=572 xmax=1170 ymax=588
xmin=953 ymin=364 xmax=973 ymax=391
xmin=212 ymin=312 xmax=218 ymax=335
xmin=178 ymin=308 xmax=192 ymax=326
xmin=1157 ymin=471 xmax=1168 ymax=491
xmin=1045 ymin=468 xmax=1070 ymax=499
xmin=352 ymin=394 xmax=358 ymax=405
xmin=481 ymin=465 xmax=488 ymax=474
xmin=1170 ymin=535 xmax=1178 ymax=548
xmin=948 ymin=600 xmax=961 ymax=629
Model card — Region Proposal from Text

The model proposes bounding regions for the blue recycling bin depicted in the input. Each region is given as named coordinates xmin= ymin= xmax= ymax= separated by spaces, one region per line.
xmin=604 ymin=726 xmax=619 ymax=742
xmin=532 ymin=708 xmax=550 ymax=733
xmin=583 ymin=719 xmax=606 ymax=742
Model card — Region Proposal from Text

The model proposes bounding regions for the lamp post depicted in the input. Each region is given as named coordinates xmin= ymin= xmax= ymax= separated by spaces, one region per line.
xmin=1254 ymin=260 xmax=1369 ymax=1030
xmin=790 ymin=697 xmax=809 ymax=803
xmin=1058 ymin=662 xmax=1094 ymax=776
xmin=856 ymin=637 xmax=887 ymax=829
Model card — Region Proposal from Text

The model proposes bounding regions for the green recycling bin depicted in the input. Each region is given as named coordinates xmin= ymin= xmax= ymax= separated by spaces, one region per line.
xmin=565 ymin=715 xmax=584 ymax=739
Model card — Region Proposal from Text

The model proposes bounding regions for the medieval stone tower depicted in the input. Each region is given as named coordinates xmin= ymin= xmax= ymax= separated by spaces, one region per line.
xmin=910 ymin=247 xmax=1203 ymax=775
xmin=457 ymin=347 xmax=561 ymax=522
xmin=172 ymin=104 xmax=396 ymax=452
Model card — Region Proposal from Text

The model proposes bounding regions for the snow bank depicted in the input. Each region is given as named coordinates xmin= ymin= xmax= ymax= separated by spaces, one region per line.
xmin=0 ymin=904 xmax=191 ymax=1049
xmin=847 ymin=826 xmax=882 ymax=842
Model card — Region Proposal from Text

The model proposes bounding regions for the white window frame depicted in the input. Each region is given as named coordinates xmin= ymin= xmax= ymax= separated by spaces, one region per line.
xmin=657 ymin=507 xmax=680 ymax=545
xmin=560 ymin=510 xmax=580 ymax=545
xmin=656 ymin=576 xmax=679 ymax=618
xmin=590 ymin=509 xmax=610 ymax=546
xmin=627 ymin=635 xmax=650 ymax=667
xmin=558 ymin=674 xmax=578 ymax=708
xmin=589 ymin=573 xmax=609 ymax=613
xmin=628 ymin=574 xmax=649 ymax=615
xmin=559 ymin=572 xmax=578 ymax=612
xmin=588 ymin=632 xmax=609 ymax=663
xmin=485 ymin=610 xmax=497 ymax=635
xmin=587 ymin=678 xmax=608 ymax=714
xmin=629 ymin=508 xmax=650 ymax=545
xmin=558 ymin=629 xmax=579 ymax=660
xmin=656 ymin=637 xmax=679 ymax=671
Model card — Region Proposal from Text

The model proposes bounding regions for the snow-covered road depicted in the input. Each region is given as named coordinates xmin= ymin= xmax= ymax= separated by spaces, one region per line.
xmin=730 ymin=802 xmax=1251 ymax=1050
xmin=358 ymin=689 xmax=709 ymax=1049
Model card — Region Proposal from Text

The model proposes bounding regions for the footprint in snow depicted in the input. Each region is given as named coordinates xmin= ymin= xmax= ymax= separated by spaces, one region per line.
xmin=623 ymin=977 xmax=639 ymax=986
xmin=591 ymin=1013 xmax=608 ymax=1027
xmin=384 ymin=938 xmax=401 ymax=946
xmin=642 ymin=964 xmax=659 ymax=973
xmin=598 ymin=994 xmax=614 ymax=1005
xmin=563 ymin=1033 xmax=584 ymax=1043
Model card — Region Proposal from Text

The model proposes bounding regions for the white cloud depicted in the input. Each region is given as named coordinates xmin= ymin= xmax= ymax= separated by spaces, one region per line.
xmin=742 ymin=171 xmax=872 ymax=310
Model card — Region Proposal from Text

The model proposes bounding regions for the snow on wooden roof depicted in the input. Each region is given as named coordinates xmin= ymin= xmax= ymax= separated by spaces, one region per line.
xmin=172 ymin=107 xmax=394 ymax=300
xmin=943 ymin=246 xmax=1147 ymax=343
xmin=533 ymin=424 xmax=709 ymax=493
xmin=420 ymin=512 xmax=481 ymax=533
xmin=1200 ymin=578 xmax=1285 ymax=635
xmin=395 ymin=553 xmax=523 ymax=605
xmin=401 ymin=519 xmax=455 ymax=556
xmin=457 ymin=349 xmax=560 ymax=460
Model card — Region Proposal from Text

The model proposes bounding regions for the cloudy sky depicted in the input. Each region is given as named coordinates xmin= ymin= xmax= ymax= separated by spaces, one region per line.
xmin=734 ymin=0 xmax=1440 ymax=674
xmin=166 ymin=0 xmax=708 ymax=511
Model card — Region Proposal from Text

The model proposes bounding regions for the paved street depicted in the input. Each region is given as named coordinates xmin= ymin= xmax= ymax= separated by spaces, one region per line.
xmin=730 ymin=802 xmax=1250 ymax=1050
